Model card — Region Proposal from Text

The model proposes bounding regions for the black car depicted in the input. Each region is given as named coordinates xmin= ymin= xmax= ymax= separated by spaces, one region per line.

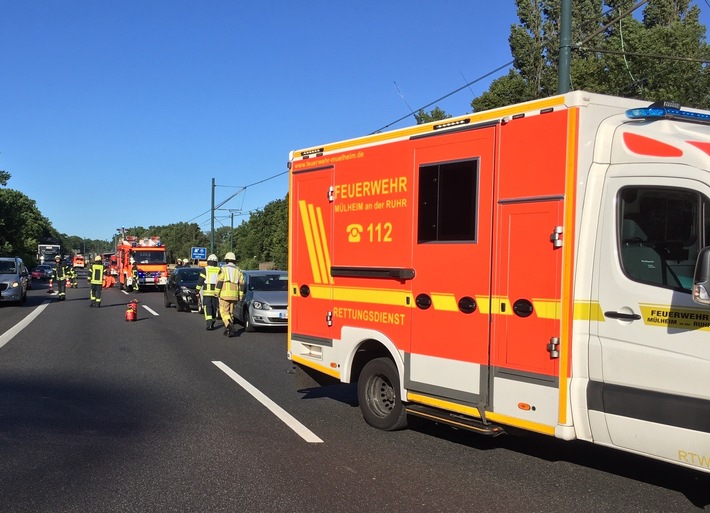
xmin=163 ymin=267 xmax=202 ymax=312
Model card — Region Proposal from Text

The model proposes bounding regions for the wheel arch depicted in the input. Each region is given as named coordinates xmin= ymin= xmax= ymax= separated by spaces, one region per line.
xmin=339 ymin=327 xmax=406 ymax=399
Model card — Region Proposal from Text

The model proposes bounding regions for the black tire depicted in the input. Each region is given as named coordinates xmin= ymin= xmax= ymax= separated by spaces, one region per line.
xmin=357 ymin=357 xmax=408 ymax=431
xmin=244 ymin=307 xmax=255 ymax=332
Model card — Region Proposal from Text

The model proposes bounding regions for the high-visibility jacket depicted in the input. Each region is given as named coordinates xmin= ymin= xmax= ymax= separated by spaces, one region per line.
xmin=196 ymin=265 xmax=220 ymax=296
xmin=90 ymin=263 xmax=104 ymax=285
xmin=54 ymin=263 xmax=68 ymax=280
xmin=216 ymin=264 xmax=243 ymax=300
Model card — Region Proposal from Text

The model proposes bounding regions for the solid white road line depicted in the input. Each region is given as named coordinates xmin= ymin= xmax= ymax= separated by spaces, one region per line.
xmin=0 ymin=300 xmax=52 ymax=350
xmin=212 ymin=360 xmax=324 ymax=444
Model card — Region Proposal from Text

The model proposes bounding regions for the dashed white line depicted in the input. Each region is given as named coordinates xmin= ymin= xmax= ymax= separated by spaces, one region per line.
xmin=0 ymin=300 xmax=52 ymax=349
xmin=212 ymin=360 xmax=323 ymax=443
xmin=142 ymin=305 xmax=159 ymax=316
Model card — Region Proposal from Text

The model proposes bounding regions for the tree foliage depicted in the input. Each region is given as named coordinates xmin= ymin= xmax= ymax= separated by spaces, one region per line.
xmin=472 ymin=0 xmax=710 ymax=111
xmin=0 ymin=187 xmax=56 ymax=267
xmin=231 ymin=196 xmax=288 ymax=270
xmin=414 ymin=107 xmax=452 ymax=124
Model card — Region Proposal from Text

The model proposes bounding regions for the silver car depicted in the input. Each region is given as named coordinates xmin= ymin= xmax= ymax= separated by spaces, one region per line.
xmin=0 ymin=257 xmax=28 ymax=305
xmin=234 ymin=270 xmax=288 ymax=332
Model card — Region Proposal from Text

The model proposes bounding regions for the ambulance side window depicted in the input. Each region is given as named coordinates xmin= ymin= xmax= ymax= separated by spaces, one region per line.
xmin=618 ymin=187 xmax=709 ymax=292
xmin=417 ymin=159 xmax=478 ymax=243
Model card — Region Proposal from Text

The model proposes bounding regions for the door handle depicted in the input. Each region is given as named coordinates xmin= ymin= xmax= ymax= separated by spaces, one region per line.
xmin=604 ymin=311 xmax=642 ymax=321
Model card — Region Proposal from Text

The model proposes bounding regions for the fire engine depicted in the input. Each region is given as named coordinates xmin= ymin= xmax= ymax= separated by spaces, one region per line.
xmin=116 ymin=235 xmax=168 ymax=291
xmin=288 ymin=91 xmax=710 ymax=473
xmin=72 ymin=255 xmax=85 ymax=269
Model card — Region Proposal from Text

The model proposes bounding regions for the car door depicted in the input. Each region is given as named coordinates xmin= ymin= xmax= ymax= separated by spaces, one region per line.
xmin=592 ymin=169 xmax=710 ymax=464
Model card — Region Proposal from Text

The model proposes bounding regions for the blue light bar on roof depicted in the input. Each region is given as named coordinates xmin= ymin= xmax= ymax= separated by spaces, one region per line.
xmin=626 ymin=106 xmax=710 ymax=124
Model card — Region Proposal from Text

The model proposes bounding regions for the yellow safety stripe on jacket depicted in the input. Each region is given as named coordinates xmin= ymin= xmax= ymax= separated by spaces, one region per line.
xmin=198 ymin=266 xmax=220 ymax=296
xmin=55 ymin=265 xmax=67 ymax=280
xmin=90 ymin=263 xmax=104 ymax=285
xmin=216 ymin=265 xmax=241 ymax=300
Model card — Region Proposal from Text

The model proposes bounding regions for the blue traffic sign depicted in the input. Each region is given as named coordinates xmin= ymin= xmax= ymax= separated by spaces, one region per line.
xmin=191 ymin=246 xmax=207 ymax=260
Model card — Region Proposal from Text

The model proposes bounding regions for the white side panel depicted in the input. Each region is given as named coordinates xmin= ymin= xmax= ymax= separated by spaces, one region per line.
xmin=493 ymin=377 xmax=558 ymax=426
xmin=605 ymin=414 xmax=710 ymax=472
xmin=409 ymin=354 xmax=481 ymax=395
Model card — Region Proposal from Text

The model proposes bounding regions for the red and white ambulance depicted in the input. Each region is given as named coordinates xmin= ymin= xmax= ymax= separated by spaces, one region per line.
xmin=288 ymin=91 xmax=710 ymax=473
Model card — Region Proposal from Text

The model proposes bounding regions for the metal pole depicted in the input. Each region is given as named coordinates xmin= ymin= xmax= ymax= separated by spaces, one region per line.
xmin=230 ymin=211 xmax=234 ymax=252
xmin=558 ymin=0 xmax=572 ymax=94
xmin=210 ymin=177 xmax=215 ymax=255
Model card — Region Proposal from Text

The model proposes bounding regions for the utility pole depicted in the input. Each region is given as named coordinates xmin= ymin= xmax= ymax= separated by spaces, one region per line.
xmin=230 ymin=211 xmax=235 ymax=252
xmin=210 ymin=177 xmax=215 ymax=255
xmin=558 ymin=0 xmax=572 ymax=94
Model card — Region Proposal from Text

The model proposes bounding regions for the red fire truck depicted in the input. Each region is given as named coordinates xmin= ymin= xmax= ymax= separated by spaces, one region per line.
xmin=116 ymin=235 xmax=168 ymax=291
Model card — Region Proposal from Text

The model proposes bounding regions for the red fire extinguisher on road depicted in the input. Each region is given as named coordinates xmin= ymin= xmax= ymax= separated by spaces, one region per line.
xmin=125 ymin=299 xmax=139 ymax=321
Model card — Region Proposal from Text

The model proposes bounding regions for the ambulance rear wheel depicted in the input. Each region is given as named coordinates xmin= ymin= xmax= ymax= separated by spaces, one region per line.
xmin=357 ymin=357 xmax=407 ymax=431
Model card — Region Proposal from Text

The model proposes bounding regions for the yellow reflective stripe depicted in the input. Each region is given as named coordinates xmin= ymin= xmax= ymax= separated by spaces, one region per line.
xmin=430 ymin=293 xmax=458 ymax=312
xmin=574 ymin=301 xmax=605 ymax=321
xmin=299 ymin=200 xmax=322 ymax=284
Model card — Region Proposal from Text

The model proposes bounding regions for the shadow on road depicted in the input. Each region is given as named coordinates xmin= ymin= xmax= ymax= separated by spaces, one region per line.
xmin=294 ymin=373 xmax=710 ymax=507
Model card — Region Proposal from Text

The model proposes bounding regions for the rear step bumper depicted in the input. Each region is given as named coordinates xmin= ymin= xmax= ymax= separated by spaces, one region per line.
xmin=406 ymin=404 xmax=505 ymax=436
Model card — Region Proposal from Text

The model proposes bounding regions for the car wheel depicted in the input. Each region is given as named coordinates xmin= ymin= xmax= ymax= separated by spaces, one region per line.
xmin=357 ymin=357 xmax=408 ymax=431
xmin=163 ymin=293 xmax=172 ymax=308
xmin=244 ymin=307 xmax=255 ymax=332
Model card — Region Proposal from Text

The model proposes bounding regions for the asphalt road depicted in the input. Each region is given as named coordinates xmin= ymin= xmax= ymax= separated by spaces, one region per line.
xmin=1 ymin=277 xmax=709 ymax=512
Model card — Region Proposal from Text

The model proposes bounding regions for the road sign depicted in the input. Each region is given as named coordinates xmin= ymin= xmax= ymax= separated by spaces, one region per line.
xmin=191 ymin=246 xmax=207 ymax=260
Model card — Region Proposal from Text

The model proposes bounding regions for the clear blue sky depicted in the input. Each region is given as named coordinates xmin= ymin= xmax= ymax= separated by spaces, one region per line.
xmin=1 ymin=1 xmax=708 ymax=242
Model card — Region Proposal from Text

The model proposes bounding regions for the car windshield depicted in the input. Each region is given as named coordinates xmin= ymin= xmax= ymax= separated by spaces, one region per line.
xmin=178 ymin=269 xmax=202 ymax=284
xmin=0 ymin=261 xmax=17 ymax=274
xmin=248 ymin=274 xmax=287 ymax=291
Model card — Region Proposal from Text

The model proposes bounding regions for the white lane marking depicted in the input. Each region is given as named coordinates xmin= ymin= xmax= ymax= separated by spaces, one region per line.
xmin=0 ymin=300 xmax=52 ymax=350
xmin=212 ymin=361 xmax=323 ymax=444
xmin=142 ymin=305 xmax=159 ymax=316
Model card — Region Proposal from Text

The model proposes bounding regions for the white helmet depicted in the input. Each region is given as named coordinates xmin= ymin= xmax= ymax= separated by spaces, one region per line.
xmin=130 ymin=257 xmax=135 ymax=264
xmin=224 ymin=252 xmax=236 ymax=261
xmin=207 ymin=254 xmax=218 ymax=264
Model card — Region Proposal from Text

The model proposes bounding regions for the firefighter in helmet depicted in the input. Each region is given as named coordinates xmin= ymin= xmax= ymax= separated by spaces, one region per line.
xmin=89 ymin=255 xmax=104 ymax=307
xmin=196 ymin=254 xmax=220 ymax=330
xmin=129 ymin=257 xmax=140 ymax=292
xmin=53 ymin=255 xmax=68 ymax=301
xmin=215 ymin=252 xmax=243 ymax=336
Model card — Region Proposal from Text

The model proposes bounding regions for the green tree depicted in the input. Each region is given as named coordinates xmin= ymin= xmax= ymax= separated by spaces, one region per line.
xmin=414 ymin=107 xmax=452 ymax=124
xmin=0 ymin=188 xmax=56 ymax=266
xmin=472 ymin=0 xmax=710 ymax=111
xmin=0 ymin=170 xmax=10 ymax=186
xmin=231 ymin=196 xmax=288 ymax=270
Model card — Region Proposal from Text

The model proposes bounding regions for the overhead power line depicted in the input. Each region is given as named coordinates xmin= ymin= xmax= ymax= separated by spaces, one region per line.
xmin=582 ymin=47 xmax=710 ymax=64
xmin=373 ymin=0 xmax=655 ymax=134
xmin=187 ymin=170 xmax=288 ymax=224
